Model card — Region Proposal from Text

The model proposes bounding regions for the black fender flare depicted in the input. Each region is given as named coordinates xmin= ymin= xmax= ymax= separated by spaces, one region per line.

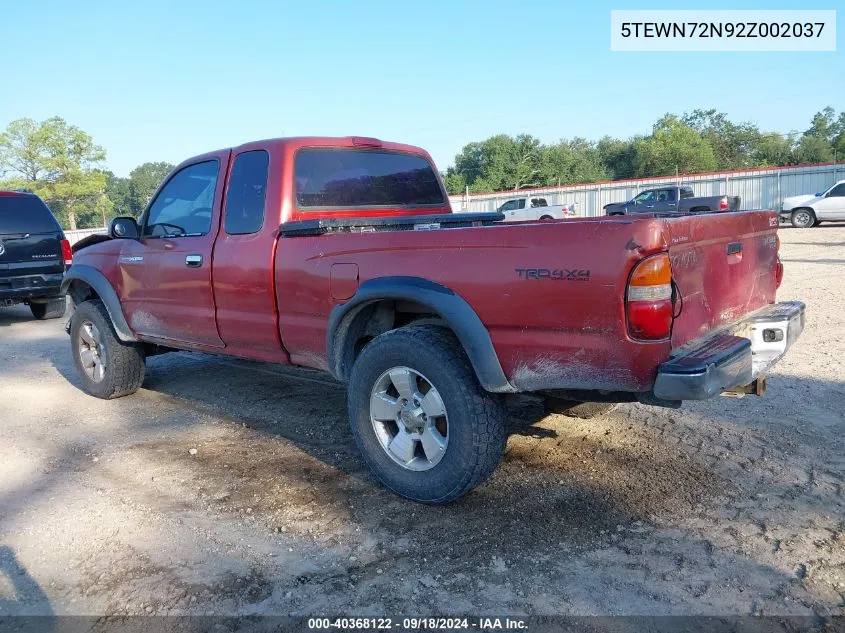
xmin=61 ymin=264 xmax=136 ymax=342
xmin=327 ymin=276 xmax=516 ymax=393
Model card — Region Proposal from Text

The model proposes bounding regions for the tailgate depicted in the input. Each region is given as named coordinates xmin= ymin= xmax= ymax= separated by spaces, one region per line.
xmin=0 ymin=231 xmax=65 ymax=278
xmin=666 ymin=210 xmax=780 ymax=348
xmin=0 ymin=193 xmax=65 ymax=279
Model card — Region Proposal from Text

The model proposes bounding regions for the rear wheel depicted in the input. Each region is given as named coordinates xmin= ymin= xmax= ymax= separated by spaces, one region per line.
xmin=30 ymin=297 xmax=66 ymax=320
xmin=71 ymin=299 xmax=145 ymax=399
xmin=347 ymin=325 xmax=506 ymax=504
xmin=791 ymin=208 xmax=816 ymax=228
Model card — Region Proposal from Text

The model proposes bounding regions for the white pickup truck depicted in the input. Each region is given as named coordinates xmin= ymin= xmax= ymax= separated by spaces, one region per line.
xmin=496 ymin=196 xmax=577 ymax=221
xmin=780 ymin=179 xmax=845 ymax=228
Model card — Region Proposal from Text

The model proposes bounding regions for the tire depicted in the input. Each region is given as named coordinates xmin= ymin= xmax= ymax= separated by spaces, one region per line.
xmin=70 ymin=299 xmax=145 ymax=399
xmin=30 ymin=296 xmax=67 ymax=320
xmin=542 ymin=395 xmax=618 ymax=419
xmin=347 ymin=325 xmax=506 ymax=504
xmin=791 ymin=208 xmax=816 ymax=229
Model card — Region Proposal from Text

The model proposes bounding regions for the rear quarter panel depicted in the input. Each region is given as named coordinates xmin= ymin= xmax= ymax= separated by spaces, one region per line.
xmin=275 ymin=217 xmax=672 ymax=392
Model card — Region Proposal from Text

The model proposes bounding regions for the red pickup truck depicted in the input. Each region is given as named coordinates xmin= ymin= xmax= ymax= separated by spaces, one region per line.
xmin=64 ymin=136 xmax=805 ymax=503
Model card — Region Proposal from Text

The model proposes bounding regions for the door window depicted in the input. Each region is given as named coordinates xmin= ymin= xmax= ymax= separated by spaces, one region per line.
xmin=632 ymin=191 xmax=655 ymax=204
xmin=827 ymin=184 xmax=845 ymax=197
xmin=143 ymin=161 xmax=219 ymax=237
xmin=499 ymin=200 xmax=518 ymax=212
xmin=517 ymin=199 xmax=526 ymax=209
xmin=656 ymin=189 xmax=677 ymax=202
xmin=224 ymin=151 xmax=270 ymax=235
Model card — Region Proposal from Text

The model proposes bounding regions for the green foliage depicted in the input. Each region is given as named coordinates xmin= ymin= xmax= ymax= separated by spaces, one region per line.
xmin=444 ymin=107 xmax=845 ymax=195
xmin=633 ymin=115 xmax=717 ymax=177
xmin=0 ymin=117 xmax=108 ymax=230
xmin=127 ymin=162 xmax=173 ymax=215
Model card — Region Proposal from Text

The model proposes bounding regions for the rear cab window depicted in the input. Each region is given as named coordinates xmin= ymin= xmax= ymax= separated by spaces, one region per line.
xmin=294 ymin=149 xmax=445 ymax=210
xmin=0 ymin=194 xmax=62 ymax=234
xmin=680 ymin=187 xmax=695 ymax=199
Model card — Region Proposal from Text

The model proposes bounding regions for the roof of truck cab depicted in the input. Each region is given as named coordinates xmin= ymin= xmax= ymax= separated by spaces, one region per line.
xmin=174 ymin=136 xmax=436 ymax=170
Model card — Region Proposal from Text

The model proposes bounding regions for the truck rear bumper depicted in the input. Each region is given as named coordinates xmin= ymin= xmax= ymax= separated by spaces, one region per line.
xmin=0 ymin=273 xmax=65 ymax=303
xmin=653 ymin=301 xmax=805 ymax=401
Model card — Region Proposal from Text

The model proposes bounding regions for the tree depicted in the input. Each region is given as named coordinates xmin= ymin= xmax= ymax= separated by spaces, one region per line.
xmin=0 ymin=117 xmax=107 ymax=230
xmin=792 ymin=134 xmax=833 ymax=164
xmin=446 ymin=134 xmax=543 ymax=194
xmin=804 ymin=106 xmax=841 ymax=143
xmin=752 ymin=133 xmax=795 ymax=167
xmin=682 ymin=109 xmax=764 ymax=170
xmin=633 ymin=115 xmax=718 ymax=177
xmin=127 ymin=162 xmax=173 ymax=214
xmin=596 ymin=136 xmax=637 ymax=180
xmin=540 ymin=138 xmax=609 ymax=186
xmin=103 ymin=171 xmax=131 ymax=218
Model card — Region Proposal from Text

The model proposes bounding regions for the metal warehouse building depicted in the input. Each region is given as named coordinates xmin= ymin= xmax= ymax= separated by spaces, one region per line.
xmin=448 ymin=162 xmax=844 ymax=217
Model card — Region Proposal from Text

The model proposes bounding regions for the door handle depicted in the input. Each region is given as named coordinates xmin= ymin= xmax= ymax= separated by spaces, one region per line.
xmin=185 ymin=254 xmax=203 ymax=267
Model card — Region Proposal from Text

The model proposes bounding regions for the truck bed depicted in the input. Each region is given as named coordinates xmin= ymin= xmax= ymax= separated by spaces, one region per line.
xmin=274 ymin=210 xmax=782 ymax=395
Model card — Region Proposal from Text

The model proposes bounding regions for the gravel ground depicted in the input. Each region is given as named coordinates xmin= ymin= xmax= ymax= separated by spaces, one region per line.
xmin=0 ymin=225 xmax=843 ymax=619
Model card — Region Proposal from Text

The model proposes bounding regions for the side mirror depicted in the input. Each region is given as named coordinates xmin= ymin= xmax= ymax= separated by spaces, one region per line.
xmin=815 ymin=192 xmax=823 ymax=197
xmin=109 ymin=216 xmax=140 ymax=239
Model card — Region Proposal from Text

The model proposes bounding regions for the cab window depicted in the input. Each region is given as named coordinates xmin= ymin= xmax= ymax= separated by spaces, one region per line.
xmin=632 ymin=191 xmax=654 ymax=204
xmin=143 ymin=161 xmax=219 ymax=237
xmin=224 ymin=151 xmax=270 ymax=235
xmin=827 ymin=183 xmax=845 ymax=197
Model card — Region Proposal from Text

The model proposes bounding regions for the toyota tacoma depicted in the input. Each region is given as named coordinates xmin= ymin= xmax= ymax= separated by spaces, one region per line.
xmin=63 ymin=136 xmax=804 ymax=503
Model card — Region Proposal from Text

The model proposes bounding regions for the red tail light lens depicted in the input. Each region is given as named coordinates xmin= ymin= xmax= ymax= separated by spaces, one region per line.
xmin=60 ymin=239 xmax=73 ymax=267
xmin=775 ymin=235 xmax=783 ymax=288
xmin=719 ymin=197 xmax=729 ymax=210
xmin=627 ymin=253 xmax=673 ymax=340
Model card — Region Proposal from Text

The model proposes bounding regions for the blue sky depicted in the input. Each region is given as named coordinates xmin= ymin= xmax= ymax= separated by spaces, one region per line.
xmin=1 ymin=0 xmax=842 ymax=176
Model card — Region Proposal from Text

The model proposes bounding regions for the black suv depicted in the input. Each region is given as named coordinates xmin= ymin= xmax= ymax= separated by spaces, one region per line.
xmin=0 ymin=191 xmax=70 ymax=319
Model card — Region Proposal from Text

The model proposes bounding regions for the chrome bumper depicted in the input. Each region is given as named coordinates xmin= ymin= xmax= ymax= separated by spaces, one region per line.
xmin=653 ymin=301 xmax=805 ymax=401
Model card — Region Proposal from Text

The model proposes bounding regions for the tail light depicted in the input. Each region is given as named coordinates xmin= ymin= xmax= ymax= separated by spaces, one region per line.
xmin=626 ymin=253 xmax=673 ymax=340
xmin=719 ymin=197 xmax=729 ymax=211
xmin=775 ymin=234 xmax=784 ymax=288
xmin=60 ymin=238 xmax=73 ymax=267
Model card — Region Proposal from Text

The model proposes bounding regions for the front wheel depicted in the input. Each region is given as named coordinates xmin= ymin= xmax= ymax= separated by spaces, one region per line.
xmin=347 ymin=325 xmax=506 ymax=504
xmin=70 ymin=299 xmax=146 ymax=399
xmin=791 ymin=208 xmax=816 ymax=228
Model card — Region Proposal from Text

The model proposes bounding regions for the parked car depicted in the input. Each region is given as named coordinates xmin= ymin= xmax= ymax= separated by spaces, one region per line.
xmin=496 ymin=196 xmax=576 ymax=221
xmin=0 ymin=190 xmax=71 ymax=319
xmin=604 ymin=186 xmax=740 ymax=216
xmin=63 ymin=136 xmax=803 ymax=504
xmin=780 ymin=179 xmax=845 ymax=228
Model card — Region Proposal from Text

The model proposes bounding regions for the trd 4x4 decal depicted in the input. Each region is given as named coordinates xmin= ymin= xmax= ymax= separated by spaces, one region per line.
xmin=515 ymin=268 xmax=590 ymax=281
